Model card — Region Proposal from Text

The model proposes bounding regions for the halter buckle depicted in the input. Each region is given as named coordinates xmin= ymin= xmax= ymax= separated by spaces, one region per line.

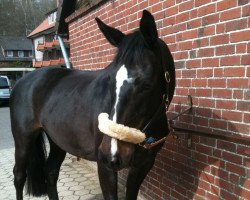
xmin=165 ymin=72 xmax=170 ymax=83
xmin=163 ymin=94 xmax=169 ymax=106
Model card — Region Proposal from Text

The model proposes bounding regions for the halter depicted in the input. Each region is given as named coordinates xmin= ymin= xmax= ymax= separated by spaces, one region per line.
xmin=138 ymin=71 xmax=171 ymax=149
xmin=98 ymin=43 xmax=173 ymax=149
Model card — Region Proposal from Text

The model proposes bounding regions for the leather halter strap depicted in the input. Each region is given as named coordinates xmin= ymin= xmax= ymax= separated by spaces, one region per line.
xmin=139 ymin=70 xmax=171 ymax=149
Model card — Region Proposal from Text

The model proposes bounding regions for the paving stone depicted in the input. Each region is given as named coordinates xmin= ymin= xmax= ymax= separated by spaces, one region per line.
xmin=74 ymin=189 xmax=90 ymax=196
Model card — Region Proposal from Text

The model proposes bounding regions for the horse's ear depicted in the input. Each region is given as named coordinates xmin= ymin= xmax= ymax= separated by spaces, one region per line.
xmin=95 ymin=17 xmax=125 ymax=47
xmin=140 ymin=10 xmax=158 ymax=47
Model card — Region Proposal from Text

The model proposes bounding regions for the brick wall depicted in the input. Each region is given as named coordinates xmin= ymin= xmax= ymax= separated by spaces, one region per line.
xmin=66 ymin=0 xmax=250 ymax=199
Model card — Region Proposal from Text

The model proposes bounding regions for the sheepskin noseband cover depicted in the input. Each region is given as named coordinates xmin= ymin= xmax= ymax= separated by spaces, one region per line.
xmin=98 ymin=113 xmax=146 ymax=144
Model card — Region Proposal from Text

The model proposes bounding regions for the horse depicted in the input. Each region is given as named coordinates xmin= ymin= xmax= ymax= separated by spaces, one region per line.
xmin=10 ymin=10 xmax=175 ymax=200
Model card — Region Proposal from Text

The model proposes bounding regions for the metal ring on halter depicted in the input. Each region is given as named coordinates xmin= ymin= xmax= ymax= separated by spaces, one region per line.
xmin=163 ymin=94 xmax=169 ymax=106
xmin=165 ymin=71 xmax=170 ymax=83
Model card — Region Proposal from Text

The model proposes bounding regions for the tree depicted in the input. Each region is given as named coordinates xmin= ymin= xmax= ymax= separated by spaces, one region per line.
xmin=0 ymin=0 xmax=56 ymax=36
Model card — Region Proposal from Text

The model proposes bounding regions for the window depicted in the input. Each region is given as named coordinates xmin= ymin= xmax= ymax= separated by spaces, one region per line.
xmin=18 ymin=51 xmax=24 ymax=57
xmin=6 ymin=51 xmax=13 ymax=57
xmin=48 ymin=12 xmax=57 ymax=24
xmin=0 ymin=77 xmax=9 ymax=89
xmin=29 ymin=51 xmax=33 ymax=57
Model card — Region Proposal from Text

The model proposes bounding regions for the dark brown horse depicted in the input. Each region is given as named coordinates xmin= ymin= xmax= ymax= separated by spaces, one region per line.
xmin=10 ymin=10 xmax=175 ymax=200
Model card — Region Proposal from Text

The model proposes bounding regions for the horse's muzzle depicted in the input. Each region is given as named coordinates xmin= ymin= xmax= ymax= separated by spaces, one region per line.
xmin=98 ymin=149 xmax=123 ymax=171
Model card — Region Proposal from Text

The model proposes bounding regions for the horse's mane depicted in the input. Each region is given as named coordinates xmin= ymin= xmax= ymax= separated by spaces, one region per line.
xmin=114 ymin=31 xmax=146 ymax=66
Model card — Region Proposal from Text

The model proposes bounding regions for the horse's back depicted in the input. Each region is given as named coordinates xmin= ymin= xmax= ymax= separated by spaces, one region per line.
xmin=10 ymin=67 xmax=74 ymax=133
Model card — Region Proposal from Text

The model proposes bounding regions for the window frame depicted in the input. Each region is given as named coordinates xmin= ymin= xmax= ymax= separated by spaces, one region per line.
xmin=6 ymin=50 xmax=13 ymax=57
xmin=18 ymin=50 xmax=24 ymax=58
xmin=28 ymin=51 xmax=33 ymax=57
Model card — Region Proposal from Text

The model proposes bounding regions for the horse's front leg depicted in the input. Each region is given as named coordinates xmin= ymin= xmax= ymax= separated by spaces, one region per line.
xmin=97 ymin=162 xmax=118 ymax=200
xmin=125 ymin=157 xmax=155 ymax=200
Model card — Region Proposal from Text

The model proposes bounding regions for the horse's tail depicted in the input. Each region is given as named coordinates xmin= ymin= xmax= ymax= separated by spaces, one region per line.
xmin=26 ymin=132 xmax=47 ymax=196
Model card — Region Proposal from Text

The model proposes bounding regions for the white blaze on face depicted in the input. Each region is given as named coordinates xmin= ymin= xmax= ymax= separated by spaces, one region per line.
xmin=111 ymin=65 xmax=131 ymax=159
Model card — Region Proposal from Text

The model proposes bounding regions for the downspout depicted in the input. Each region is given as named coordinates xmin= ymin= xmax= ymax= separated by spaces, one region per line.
xmin=57 ymin=35 xmax=72 ymax=69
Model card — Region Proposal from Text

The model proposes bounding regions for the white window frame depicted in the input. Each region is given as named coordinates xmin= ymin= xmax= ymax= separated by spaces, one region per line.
xmin=18 ymin=51 xmax=24 ymax=58
xmin=48 ymin=12 xmax=56 ymax=24
xmin=6 ymin=50 xmax=13 ymax=57
xmin=28 ymin=51 xmax=33 ymax=57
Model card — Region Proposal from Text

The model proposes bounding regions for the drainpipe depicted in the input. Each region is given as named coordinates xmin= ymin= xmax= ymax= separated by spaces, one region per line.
xmin=57 ymin=35 xmax=72 ymax=69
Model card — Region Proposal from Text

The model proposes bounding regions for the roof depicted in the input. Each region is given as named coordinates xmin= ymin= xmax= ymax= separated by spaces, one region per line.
xmin=56 ymin=0 xmax=108 ymax=35
xmin=0 ymin=36 xmax=32 ymax=51
xmin=0 ymin=36 xmax=33 ymax=62
xmin=27 ymin=18 xmax=56 ymax=38
xmin=56 ymin=0 xmax=77 ymax=36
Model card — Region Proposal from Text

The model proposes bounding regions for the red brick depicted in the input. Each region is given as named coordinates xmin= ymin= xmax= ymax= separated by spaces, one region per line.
xmin=209 ymin=119 xmax=227 ymax=129
xmin=204 ymin=14 xmax=219 ymax=24
xmin=203 ymin=25 xmax=215 ymax=36
xmin=195 ymin=0 xmax=211 ymax=7
xmin=231 ymin=30 xmax=250 ymax=42
xmin=198 ymin=3 xmax=216 ymax=17
xmin=222 ymin=111 xmax=242 ymax=121
xmin=244 ymin=90 xmax=250 ymax=100
xmin=198 ymin=179 xmax=211 ymax=191
xmin=237 ymin=145 xmax=250 ymax=157
xmin=222 ymin=152 xmax=243 ymax=165
xmin=210 ymin=34 xmax=229 ymax=45
xmin=182 ymin=69 xmax=196 ymax=78
xmin=188 ymin=19 xmax=201 ymax=29
xmin=197 ymin=68 xmax=213 ymax=77
xmin=236 ymin=43 xmax=247 ymax=54
xmin=195 ymin=144 xmax=213 ymax=155
xmin=244 ymin=113 xmax=250 ymax=123
xmin=237 ymin=101 xmax=250 ymax=112
xmin=237 ymin=187 xmax=250 ymax=200
xmin=225 ymin=19 xmax=248 ymax=33
xmin=164 ymin=0 xmax=175 ymax=7
xmin=197 ymin=48 xmax=214 ymax=57
xmin=206 ymin=192 xmax=219 ymax=200
xmin=213 ymin=89 xmax=232 ymax=99
xmin=186 ymin=59 xmax=201 ymax=68
xmin=192 ymin=79 xmax=207 ymax=87
xmin=216 ymin=45 xmax=235 ymax=56
xmin=214 ymin=68 xmax=223 ymax=77
xmin=227 ymin=78 xmax=249 ymax=89
xmin=216 ymin=23 xmax=225 ymax=34
xmin=241 ymin=55 xmax=250 ymax=65
xmin=247 ymin=67 xmax=250 ymax=76
xmin=220 ymin=56 xmax=241 ymax=66
xmin=208 ymin=79 xmax=226 ymax=88
xmin=179 ymin=41 xmax=196 ymax=50
xmin=238 ymin=0 xmax=250 ymax=5
xmin=202 ymin=58 xmax=219 ymax=67
xmin=177 ymin=79 xmax=191 ymax=87
xmin=176 ymin=11 xmax=190 ymax=23
xmin=220 ymin=7 xmax=241 ymax=21
xmin=151 ymin=2 xmax=163 ymax=13
xmin=217 ymin=140 xmax=237 ymax=152
xmin=217 ymin=0 xmax=237 ymax=11
xmin=242 ymin=4 xmax=250 ymax=17
xmin=220 ymin=189 xmax=238 ymax=200
xmin=224 ymin=67 xmax=245 ymax=77
xmin=216 ymin=100 xmax=236 ymax=110
xmin=179 ymin=1 xmax=193 ymax=12
xmin=226 ymin=163 xmax=246 ymax=176
xmin=182 ymin=29 xmax=198 ymax=40
xmin=196 ymin=88 xmax=212 ymax=97
xmin=228 ymin=122 xmax=250 ymax=135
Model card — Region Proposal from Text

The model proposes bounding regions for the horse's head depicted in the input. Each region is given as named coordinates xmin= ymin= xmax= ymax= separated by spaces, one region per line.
xmin=97 ymin=10 xmax=175 ymax=170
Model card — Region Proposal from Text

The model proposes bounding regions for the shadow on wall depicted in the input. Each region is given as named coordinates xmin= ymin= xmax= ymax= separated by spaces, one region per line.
xmin=139 ymin=105 xmax=249 ymax=200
